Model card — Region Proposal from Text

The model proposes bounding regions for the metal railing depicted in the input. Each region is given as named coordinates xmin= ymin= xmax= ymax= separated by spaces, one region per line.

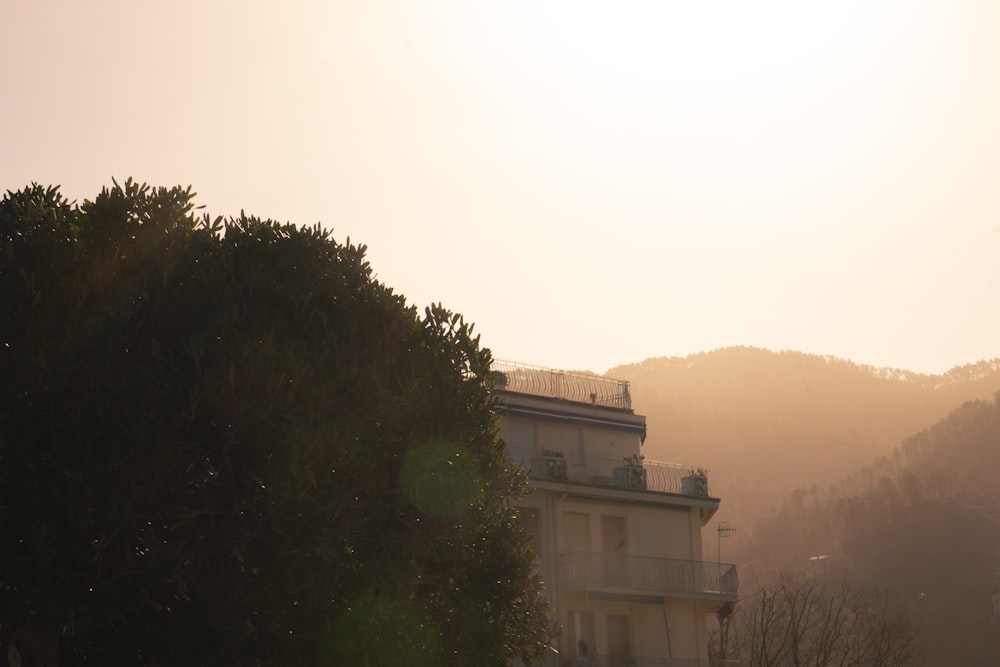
xmin=560 ymin=551 xmax=738 ymax=598
xmin=505 ymin=445 xmax=711 ymax=498
xmin=492 ymin=360 xmax=632 ymax=410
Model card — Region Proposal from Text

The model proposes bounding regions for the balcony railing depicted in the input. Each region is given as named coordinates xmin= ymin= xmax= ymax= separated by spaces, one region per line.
xmin=492 ymin=359 xmax=632 ymax=410
xmin=560 ymin=551 xmax=738 ymax=599
xmin=506 ymin=445 xmax=712 ymax=498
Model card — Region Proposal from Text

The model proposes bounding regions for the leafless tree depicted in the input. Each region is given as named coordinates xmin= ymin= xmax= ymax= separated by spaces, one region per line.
xmin=710 ymin=573 xmax=923 ymax=667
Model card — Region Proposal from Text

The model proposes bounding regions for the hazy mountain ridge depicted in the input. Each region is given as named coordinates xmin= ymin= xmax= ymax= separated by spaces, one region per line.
xmin=607 ymin=347 xmax=1000 ymax=665
xmin=608 ymin=347 xmax=1000 ymax=532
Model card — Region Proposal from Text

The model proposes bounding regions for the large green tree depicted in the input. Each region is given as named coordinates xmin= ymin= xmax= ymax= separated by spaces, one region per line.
xmin=0 ymin=180 xmax=551 ymax=665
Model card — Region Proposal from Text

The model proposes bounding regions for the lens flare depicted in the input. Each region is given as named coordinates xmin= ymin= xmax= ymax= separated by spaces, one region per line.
xmin=400 ymin=439 xmax=482 ymax=519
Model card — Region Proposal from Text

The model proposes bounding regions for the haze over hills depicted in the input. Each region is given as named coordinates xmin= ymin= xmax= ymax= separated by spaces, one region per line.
xmin=607 ymin=347 xmax=1000 ymax=554
xmin=606 ymin=347 xmax=1000 ymax=665
xmin=746 ymin=389 xmax=1000 ymax=665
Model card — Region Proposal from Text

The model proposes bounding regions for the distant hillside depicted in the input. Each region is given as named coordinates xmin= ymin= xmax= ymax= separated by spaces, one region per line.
xmin=607 ymin=347 xmax=1000 ymax=545
xmin=744 ymin=392 xmax=1000 ymax=666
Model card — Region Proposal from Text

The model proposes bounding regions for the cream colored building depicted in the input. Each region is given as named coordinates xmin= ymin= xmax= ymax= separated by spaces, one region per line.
xmin=495 ymin=361 xmax=737 ymax=667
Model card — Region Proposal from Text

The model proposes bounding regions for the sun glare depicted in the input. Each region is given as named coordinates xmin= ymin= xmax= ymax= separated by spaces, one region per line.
xmin=530 ymin=2 xmax=866 ymax=96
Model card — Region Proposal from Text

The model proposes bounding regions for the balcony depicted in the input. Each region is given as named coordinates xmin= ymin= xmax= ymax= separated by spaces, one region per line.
xmin=560 ymin=551 xmax=738 ymax=601
xmin=505 ymin=445 xmax=713 ymax=499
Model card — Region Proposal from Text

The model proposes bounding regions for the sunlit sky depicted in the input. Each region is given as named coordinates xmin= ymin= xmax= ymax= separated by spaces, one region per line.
xmin=4 ymin=1 xmax=999 ymax=375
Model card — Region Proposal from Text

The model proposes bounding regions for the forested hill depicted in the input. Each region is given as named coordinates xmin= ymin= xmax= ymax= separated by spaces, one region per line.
xmin=745 ymin=392 xmax=1000 ymax=666
xmin=606 ymin=347 xmax=1000 ymax=537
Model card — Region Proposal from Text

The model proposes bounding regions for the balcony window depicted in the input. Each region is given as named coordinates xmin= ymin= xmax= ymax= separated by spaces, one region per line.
xmin=562 ymin=511 xmax=590 ymax=553
xmin=571 ymin=426 xmax=584 ymax=466
xmin=510 ymin=417 xmax=536 ymax=449
xmin=606 ymin=613 xmax=632 ymax=666
xmin=565 ymin=610 xmax=596 ymax=665
xmin=601 ymin=515 xmax=627 ymax=587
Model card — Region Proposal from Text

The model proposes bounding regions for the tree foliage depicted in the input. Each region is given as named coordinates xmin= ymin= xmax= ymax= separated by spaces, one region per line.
xmin=0 ymin=180 xmax=552 ymax=665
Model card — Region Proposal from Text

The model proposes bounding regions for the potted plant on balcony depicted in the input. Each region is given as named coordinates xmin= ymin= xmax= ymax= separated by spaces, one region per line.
xmin=539 ymin=448 xmax=567 ymax=480
xmin=613 ymin=453 xmax=647 ymax=490
xmin=682 ymin=467 xmax=709 ymax=497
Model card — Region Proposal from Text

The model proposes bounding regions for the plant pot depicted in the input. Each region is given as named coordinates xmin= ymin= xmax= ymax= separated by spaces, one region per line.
xmin=540 ymin=455 xmax=567 ymax=480
xmin=613 ymin=465 xmax=647 ymax=490
xmin=681 ymin=474 xmax=708 ymax=498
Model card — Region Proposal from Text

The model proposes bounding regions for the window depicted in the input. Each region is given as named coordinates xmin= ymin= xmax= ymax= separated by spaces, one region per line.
xmin=601 ymin=515 xmax=627 ymax=586
xmin=565 ymin=610 xmax=596 ymax=664
xmin=571 ymin=426 xmax=584 ymax=465
xmin=510 ymin=418 xmax=535 ymax=450
xmin=606 ymin=614 xmax=632 ymax=666
xmin=562 ymin=511 xmax=590 ymax=553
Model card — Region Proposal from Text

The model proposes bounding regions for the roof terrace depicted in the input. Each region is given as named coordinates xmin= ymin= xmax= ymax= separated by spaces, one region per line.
xmin=492 ymin=359 xmax=632 ymax=410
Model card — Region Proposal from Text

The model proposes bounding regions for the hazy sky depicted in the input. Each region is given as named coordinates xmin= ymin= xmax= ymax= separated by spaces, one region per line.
xmin=4 ymin=1 xmax=999 ymax=375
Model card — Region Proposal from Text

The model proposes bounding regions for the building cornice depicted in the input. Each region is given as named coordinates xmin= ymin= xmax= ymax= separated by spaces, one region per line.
xmin=497 ymin=390 xmax=647 ymax=442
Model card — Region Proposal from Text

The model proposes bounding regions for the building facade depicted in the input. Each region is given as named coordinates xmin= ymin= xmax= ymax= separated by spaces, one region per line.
xmin=494 ymin=361 xmax=737 ymax=667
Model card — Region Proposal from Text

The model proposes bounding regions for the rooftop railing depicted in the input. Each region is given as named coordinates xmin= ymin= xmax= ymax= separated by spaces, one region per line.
xmin=505 ymin=445 xmax=711 ymax=498
xmin=492 ymin=360 xmax=632 ymax=410
xmin=560 ymin=551 xmax=738 ymax=599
